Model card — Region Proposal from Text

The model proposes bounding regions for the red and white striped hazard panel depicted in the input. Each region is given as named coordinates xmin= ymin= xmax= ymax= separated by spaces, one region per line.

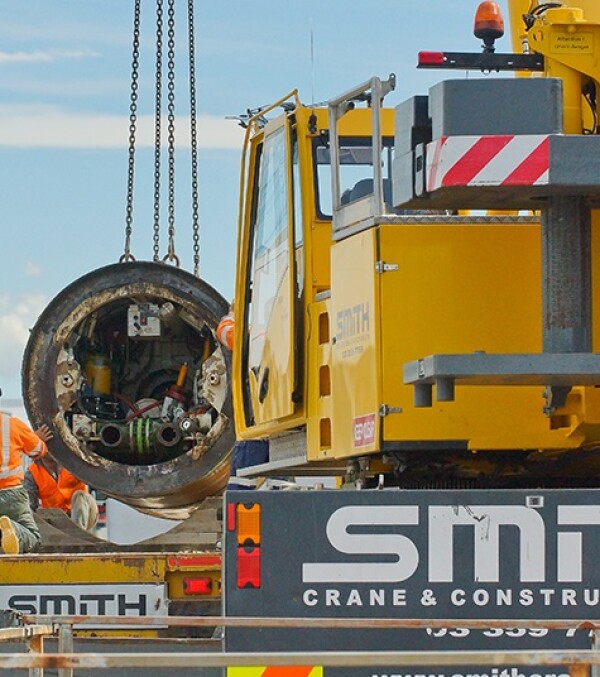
xmin=228 ymin=667 xmax=323 ymax=676
xmin=426 ymin=134 xmax=550 ymax=192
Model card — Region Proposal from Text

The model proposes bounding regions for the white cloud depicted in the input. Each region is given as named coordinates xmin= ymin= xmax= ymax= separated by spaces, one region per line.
xmin=0 ymin=104 xmax=244 ymax=149
xmin=0 ymin=49 xmax=99 ymax=64
xmin=0 ymin=293 xmax=48 ymax=389
xmin=25 ymin=262 xmax=41 ymax=277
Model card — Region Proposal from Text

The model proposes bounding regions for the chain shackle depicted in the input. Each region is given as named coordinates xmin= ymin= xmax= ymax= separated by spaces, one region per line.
xmin=162 ymin=252 xmax=181 ymax=267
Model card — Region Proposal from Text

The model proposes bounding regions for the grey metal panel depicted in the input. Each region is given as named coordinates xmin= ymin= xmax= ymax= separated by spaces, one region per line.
xmin=429 ymin=78 xmax=563 ymax=138
xmin=391 ymin=151 xmax=414 ymax=206
xmin=332 ymin=194 xmax=378 ymax=234
xmin=332 ymin=214 xmax=539 ymax=242
xmin=550 ymin=134 xmax=600 ymax=186
xmin=236 ymin=456 xmax=347 ymax=477
xmin=394 ymin=95 xmax=430 ymax=155
xmin=542 ymin=196 xmax=591 ymax=354
xmin=403 ymin=352 xmax=600 ymax=386
xmin=268 ymin=430 xmax=307 ymax=461
xmin=403 ymin=352 xmax=600 ymax=407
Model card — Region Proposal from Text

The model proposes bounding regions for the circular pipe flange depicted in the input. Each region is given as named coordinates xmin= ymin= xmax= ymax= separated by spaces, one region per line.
xmin=22 ymin=262 xmax=234 ymax=518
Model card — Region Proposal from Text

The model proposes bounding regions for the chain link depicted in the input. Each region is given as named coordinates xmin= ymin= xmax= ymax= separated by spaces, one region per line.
xmin=152 ymin=0 xmax=164 ymax=263
xmin=164 ymin=0 xmax=178 ymax=266
xmin=188 ymin=0 xmax=201 ymax=277
xmin=121 ymin=0 xmax=141 ymax=263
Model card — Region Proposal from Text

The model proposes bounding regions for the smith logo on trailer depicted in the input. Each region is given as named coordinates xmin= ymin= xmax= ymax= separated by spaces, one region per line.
xmin=0 ymin=584 xmax=167 ymax=618
xmin=303 ymin=504 xmax=598 ymax=584
xmin=298 ymin=503 xmax=600 ymax=612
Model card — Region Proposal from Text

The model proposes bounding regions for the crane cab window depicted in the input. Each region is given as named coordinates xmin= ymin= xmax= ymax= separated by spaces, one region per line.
xmin=247 ymin=126 xmax=290 ymax=373
xmin=314 ymin=137 xmax=394 ymax=218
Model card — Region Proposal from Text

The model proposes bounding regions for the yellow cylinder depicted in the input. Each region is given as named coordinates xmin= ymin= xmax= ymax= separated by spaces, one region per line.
xmin=567 ymin=0 xmax=600 ymax=22
xmin=176 ymin=362 xmax=188 ymax=387
xmin=86 ymin=355 xmax=112 ymax=396
xmin=508 ymin=0 xmax=532 ymax=53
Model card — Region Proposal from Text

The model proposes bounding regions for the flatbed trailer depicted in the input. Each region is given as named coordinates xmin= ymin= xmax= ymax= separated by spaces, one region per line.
xmin=0 ymin=502 xmax=222 ymax=638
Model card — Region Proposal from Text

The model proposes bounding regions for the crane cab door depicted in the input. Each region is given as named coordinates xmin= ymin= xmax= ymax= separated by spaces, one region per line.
xmin=240 ymin=118 xmax=297 ymax=427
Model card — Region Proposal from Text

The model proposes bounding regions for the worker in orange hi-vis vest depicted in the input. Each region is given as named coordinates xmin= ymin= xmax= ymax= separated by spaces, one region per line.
xmin=24 ymin=456 xmax=98 ymax=532
xmin=216 ymin=304 xmax=234 ymax=351
xmin=0 ymin=394 xmax=52 ymax=554
xmin=216 ymin=304 xmax=270 ymax=489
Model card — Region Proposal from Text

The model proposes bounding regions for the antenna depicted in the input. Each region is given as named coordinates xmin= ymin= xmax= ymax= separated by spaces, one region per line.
xmin=310 ymin=18 xmax=315 ymax=105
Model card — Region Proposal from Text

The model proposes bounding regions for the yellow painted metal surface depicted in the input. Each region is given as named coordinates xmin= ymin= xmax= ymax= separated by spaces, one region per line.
xmin=306 ymin=298 xmax=333 ymax=461
xmin=375 ymin=222 xmax=582 ymax=452
xmin=520 ymin=5 xmax=600 ymax=133
xmin=565 ymin=0 xmax=600 ymax=22
xmin=0 ymin=552 xmax=222 ymax=601
xmin=508 ymin=0 xmax=532 ymax=52
xmin=509 ymin=1 xmax=600 ymax=52
xmin=322 ymin=219 xmax=600 ymax=458
xmin=329 ymin=229 xmax=381 ymax=459
xmin=0 ymin=553 xmax=165 ymax=584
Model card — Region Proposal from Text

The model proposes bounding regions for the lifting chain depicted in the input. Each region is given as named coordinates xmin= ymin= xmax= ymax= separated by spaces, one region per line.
xmin=121 ymin=0 xmax=141 ymax=263
xmin=188 ymin=0 xmax=201 ymax=277
xmin=122 ymin=0 xmax=201 ymax=273
xmin=152 ymin=0 xmax=164 ymax=263
xmin=164 ymin=0 xmax=179 ymax=266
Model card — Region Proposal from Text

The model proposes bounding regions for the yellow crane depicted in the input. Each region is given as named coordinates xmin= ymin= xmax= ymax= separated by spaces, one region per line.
xmin=230 ymin=0 xmax=600 ymax=489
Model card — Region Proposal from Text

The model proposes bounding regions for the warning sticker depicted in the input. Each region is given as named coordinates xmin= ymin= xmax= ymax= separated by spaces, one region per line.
xmin=353 ymin=413 xmax=376 ymax=448
xmin=550 ymin=32 xmax=593 ymax=53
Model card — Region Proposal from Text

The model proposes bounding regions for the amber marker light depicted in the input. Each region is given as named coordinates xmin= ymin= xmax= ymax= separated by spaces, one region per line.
xmin=474 ymin=1 xmax=505 ymax=53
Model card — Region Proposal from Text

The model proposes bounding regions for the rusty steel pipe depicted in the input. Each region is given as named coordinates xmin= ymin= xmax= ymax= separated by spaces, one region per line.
xmin=98 ymin=424 xmax=125 ymax=449
xmin=21 ymin=615 xmax=600 ymax=630
xmin=22 ymin=262 xmax=234 ymax=519
xmin=156 ymin=422 xmax=182 ymax=448
xmin=1 ymin=650 xmax=600 ymax=670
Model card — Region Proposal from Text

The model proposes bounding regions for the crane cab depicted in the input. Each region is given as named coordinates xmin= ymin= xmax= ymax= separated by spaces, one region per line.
xmin=232 ymin=86 xmax=398 ymax=478
xmin=232 ymin=75 xmax=600 ymax=488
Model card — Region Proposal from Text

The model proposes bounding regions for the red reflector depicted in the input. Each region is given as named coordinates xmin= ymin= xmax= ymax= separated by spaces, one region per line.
xmin=418 ymin=51 xmax=446 ymax=65
xmin=183 ymin=577 xmax=213 ymax=595
xmin=227 ymin=502 xmax=236 ymax=531
xmin=237 ymin=546 xmax=261 ymax=588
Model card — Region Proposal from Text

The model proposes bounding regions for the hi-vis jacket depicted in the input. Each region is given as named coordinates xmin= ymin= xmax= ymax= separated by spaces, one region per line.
xmin=0 ymin=413 xmax=47 ymax=489
xmin=216 ymin=313 xmax=234 ymax=351
xmin=27 ymin=463 xmax=87 ymax=512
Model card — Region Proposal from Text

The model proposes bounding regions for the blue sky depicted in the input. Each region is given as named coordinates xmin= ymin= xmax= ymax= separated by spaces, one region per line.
xmin=0 ymin=0 xmax=511 ymax=400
